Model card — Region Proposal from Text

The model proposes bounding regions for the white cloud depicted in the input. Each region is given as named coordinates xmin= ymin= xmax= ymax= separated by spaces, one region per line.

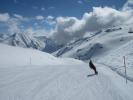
xmin=36 ymin=15 xmax=44 ymax=20
xmin=51 ymin=6 xmax=133 ymax=45
xmin=45 ymin=16 xmax=56 ymax=25
xmin=0 ymin=13 xmax=24 ymax=34
xmin=25 ymin=27 xmax=35 ymax=36
xmin=52 ymin=17 xmax=79 ymax=44
xmin=77 ymin=0 xmax=83 ymax=4
xmin=69 ymin=7 xmax=132 ymax=32
xmin=7 ymin=18 xmax=20 ymax=34
xmin=0 ymin=12 xmax=54 ymax=37
xmin=25 ymin=27 xmax=51 ymax=37
xmin=0 ymin=13 xmax=10 ymax=22
xmin=14 ymin=14 xmax=24 ymax=20
xmin=0 ymin=12 xmax=53 ymax=36
xmin=46 ymin=16 xmax=54 ymax=20
xmin=123 ymin=0 xmax=133 ymax=11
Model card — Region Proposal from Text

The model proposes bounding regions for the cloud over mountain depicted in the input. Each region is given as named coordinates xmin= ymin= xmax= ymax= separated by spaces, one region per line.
xmin=0 ymin=0 xmax=133 ymax=45
xmin=0 ymin=13 xmax=10 ymax=22
xmin=52 ymin=6 xmax=133 ymax=45
xmin=0 ymin=13 xmax=53 ymax=36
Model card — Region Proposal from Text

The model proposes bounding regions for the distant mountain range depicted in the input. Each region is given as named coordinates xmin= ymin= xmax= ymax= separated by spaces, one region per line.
xmin=0 ymin=33 xmax=62 ymax=53
xmin=0 ymin=24 xmax=133 ymax=58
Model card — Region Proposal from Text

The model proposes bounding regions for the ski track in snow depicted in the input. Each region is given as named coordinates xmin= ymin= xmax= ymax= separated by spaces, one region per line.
xmin=0 ymin=64 xmax=133 ymax=100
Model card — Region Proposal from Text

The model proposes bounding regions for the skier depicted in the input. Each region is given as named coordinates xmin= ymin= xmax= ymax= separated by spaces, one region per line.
xmin=89 ymin=59 xmax=98 ymax=75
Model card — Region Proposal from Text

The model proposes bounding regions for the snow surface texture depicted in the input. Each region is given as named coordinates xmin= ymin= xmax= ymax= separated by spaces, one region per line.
xmin=97 ymin=40 xmax=133 ymax=82
xmin=0 ymin=43 xmax=83 ymax=67
xmin=1 ymin=43 xmax=133 ymax=100
xmin=54 ymin=24 xmax=133 ymax=82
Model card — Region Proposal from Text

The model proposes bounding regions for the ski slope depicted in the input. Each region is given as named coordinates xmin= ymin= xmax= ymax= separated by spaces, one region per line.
xmin=0 ymin=43 xmax=64 ymax=67
xmin=0 ymin=63 xmax=133 ymax=100
xmin=0 ymin=44 xmax=133 ymax=100
xmin=97 ymin=39 xmax=133 ymax=82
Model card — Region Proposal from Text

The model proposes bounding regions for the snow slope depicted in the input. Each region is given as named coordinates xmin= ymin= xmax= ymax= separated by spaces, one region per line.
xmin=0 ymin=43 xmax=84 ymax=67
xmin=0 ymin=43 xmax=133 ymax=100
xmin=97 ymin=39 xmax=133 ymax=82
xmin=0 ymin=61 xmax=133 ymax=100
xmin=0 ymin=43 xmax=65 ymax=66
xmin=54 ymin=24 xmax=133 ymax=60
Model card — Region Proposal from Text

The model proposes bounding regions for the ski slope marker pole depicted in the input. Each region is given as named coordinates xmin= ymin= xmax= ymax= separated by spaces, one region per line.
xmin=123 ymin=56 xmax=127 ymax=84
xmin=30 ymin=56 xmax=31 ymax=65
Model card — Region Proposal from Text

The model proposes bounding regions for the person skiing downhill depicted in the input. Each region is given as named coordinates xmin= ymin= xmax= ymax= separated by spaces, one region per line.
xmin=89 ymin=59 xmax=98 ymax=75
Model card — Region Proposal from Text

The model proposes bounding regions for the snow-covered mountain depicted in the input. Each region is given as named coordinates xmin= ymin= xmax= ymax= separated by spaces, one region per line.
xmin=35 ymin=35 xmax=63 ymax=53
xmin=53 ymin=23 xmax=133 ymax=82
xmin=0 ymin=33 xmax=62 ymax=53
xmin=53 ymin=24 xmax=133 ymax=60
xmin=0 ymin=33 xmax=45 ymax=50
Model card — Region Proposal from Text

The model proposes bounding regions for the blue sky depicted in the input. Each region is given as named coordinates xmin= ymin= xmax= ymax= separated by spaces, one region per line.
xmin=0 ymin=0 xmax=127 ymax=18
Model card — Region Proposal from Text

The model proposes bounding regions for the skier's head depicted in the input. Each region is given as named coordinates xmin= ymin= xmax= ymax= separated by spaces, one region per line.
xmin=89 ymin=59 xmax=92 ymax=62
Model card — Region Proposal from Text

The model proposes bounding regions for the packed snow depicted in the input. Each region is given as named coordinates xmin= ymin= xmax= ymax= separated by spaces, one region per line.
xmin=1 ymin=43 xmax=133 ymax=100
xmin=97 ymin=39 xmax=133 ymax=82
